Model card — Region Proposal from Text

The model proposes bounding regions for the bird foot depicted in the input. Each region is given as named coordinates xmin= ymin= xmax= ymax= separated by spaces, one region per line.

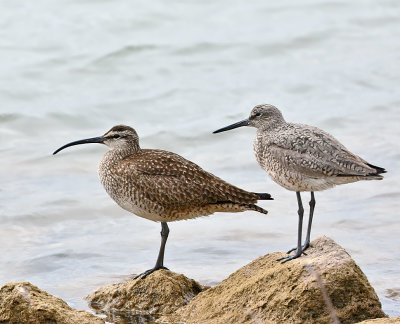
xmin=286 ymin=242 xmax=312 ymax=255
xmin=277 ymin=249 xmax=304 ymax=263
xmin=134 ymin=266 xmax=169 ymax=279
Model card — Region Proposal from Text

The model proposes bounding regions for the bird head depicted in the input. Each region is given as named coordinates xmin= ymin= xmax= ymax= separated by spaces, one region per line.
xmin=53 ymin=125 xmax=140 ymax=155
xmin=213 ymin=104 xmax=285 ymax=134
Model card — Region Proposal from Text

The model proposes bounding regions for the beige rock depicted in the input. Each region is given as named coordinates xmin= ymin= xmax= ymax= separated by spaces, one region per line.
xmin=170 ymin=236 xmax=386 ymax=324
xmin=0 ymin=281 xmax=104 ymax=324
xmin=357 ymin=318 xmax=400 ymax=323
xmin=86 ymin=269 xmax=204 ymax=322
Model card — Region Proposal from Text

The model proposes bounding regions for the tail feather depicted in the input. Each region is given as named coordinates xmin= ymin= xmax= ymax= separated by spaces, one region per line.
xmin=213 ymin=201 xmax=269 ymax=215
xmin=337 ymin=173 xmax=383 ymax=178
xmin=366 ymin=163 xmax=386 ymax=174
xmin=253 ymin=192 xmax=273 ymax=200
xmin=337 ymin=162 xmax=386 ymax=179
xmin=244 ymin=204 xmax=269 ymax=215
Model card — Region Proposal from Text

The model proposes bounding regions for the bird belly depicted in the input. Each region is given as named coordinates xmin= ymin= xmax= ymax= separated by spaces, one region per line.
xmin=267 ymin=170 xmax=337 ymax=192
xmin=99 ymin=165 xmax=165 ymax=222
xmin=112 ymin=194 xmax=224 ymax=222
xmin=114 ymin=197 xmax=165 ymax=222
xmin=255 ymin=144 xmax=338 ymax=192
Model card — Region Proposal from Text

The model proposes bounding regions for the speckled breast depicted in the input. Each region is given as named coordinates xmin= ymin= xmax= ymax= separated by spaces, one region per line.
xmin=98 ymin=153 xmax=165 ymax=222
xmin=253 ymin=134 xmax=337 ymax=192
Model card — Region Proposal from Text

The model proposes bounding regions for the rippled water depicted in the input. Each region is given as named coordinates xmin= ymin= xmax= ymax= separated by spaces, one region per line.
xmin=1 ymin=0 xmax=399 ymax=319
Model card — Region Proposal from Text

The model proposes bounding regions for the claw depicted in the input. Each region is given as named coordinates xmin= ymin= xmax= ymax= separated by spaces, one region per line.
xmin=279 ymin=254 xmax=301 ymax=263
xmin=286 ymin=242 xmax=312 ymax=255
xmin=277 ymin=250 xmax=303 ymax=263
xmin=134 ymin=266 xmax=169 ymax=279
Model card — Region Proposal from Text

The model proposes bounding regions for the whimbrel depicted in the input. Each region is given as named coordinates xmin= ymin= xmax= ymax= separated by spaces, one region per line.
xmin=53 ymin=125 xmax=273 ymax=277
xmin=213 ymin=104 xmax=386 ymax=262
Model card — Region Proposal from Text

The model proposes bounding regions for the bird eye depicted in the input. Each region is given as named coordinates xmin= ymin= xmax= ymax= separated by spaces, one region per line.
xmin=113 ymin=134 xmax=120 ymax=139
xmin=255 ymin=112 xmax=261 ymax=117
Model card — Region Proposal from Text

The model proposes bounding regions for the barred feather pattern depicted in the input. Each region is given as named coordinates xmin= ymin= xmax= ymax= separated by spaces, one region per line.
xmin=251 ymin=105 xmax=386 ymax=192
xmin=99 ymin=132 xmax=269 ymax=222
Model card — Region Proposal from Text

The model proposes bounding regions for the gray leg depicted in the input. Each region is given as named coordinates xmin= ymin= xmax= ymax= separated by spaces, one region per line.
xmin=155 ymin=222 xmax=169 ymax=268
xmin=278 ymin=192 xmax=304 ymax=263
xmin=287 ymin=191 xmax=316 ymax=254
xmin=135 ymin=222 xmax=170 ymax=279
xmin=303 ymin=192 xmax=315 ymax=250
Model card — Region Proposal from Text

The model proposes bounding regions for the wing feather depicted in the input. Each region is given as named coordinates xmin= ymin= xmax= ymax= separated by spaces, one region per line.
xmin=117 ymin=149 xmax=259 ymax=211
xmin=267 ymin=125 xmax=378 ymax=178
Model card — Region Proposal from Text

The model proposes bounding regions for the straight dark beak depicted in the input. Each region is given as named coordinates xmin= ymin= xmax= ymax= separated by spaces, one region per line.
xmin=213 ymin=119 xmax=250 ymax=134
xmin=53 ymin=136 xmax=105 ymax=155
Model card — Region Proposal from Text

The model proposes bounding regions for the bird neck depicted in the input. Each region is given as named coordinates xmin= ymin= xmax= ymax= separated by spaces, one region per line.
xmin=110 ymin=141 xmax=141 ymax=159
xmin=259 ymin=117 xmax=286 ymax=132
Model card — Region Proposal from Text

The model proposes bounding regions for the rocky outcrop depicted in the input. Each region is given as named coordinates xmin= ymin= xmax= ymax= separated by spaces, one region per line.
xmin=166 ymin=236 xmax=386 ymax=324
xmin=3 ymin=236 xmax=392 ymax=324
xmin=86 ymin=270 xmax=204 ymax=322
xmin=0 ymin=281 xmax=104 ymax=324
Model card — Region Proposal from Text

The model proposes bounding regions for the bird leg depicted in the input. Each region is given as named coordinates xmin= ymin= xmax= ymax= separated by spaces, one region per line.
xmin=303 ymin=192 xmax=315 ymax=250
xmin=135 ymin=222 xmax=170 ymax=279
xmin=286 ymin=191 xmax=316 ymax=254
xmin=278 ymin=192 xmax=304 ymax=263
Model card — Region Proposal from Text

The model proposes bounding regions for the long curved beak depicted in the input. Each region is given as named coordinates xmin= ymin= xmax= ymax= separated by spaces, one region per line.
xmin=213 ymin=119 xmax=250 ymax=134
xmin=53 ymin=136 xmax=105 ymax=155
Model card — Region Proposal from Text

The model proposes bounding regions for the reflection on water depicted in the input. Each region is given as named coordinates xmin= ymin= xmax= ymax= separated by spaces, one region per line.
xmin=90 ymin=305 xmax=157 ymax=324
xmin=0 ymin=0 xmax=399 ymax=319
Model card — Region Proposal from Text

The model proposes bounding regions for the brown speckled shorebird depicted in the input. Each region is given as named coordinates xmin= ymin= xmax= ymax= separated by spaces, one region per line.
xmin=53 ymin=125 xmax=272 ymax=278
xmin=213 ymin=104 xmax=386 ymax=263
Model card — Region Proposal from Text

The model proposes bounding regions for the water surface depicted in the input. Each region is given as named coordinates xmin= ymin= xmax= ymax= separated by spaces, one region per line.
xmin=0 ymin=0 xmax=399 ymax=318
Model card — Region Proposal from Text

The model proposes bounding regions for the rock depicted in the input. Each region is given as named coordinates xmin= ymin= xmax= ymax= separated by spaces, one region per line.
xmin=168 ymin=236 xmax=386 ymax=324
xmin=357 ymin=318 xmax=400 ymax=323
xmin=86 ymin=269 xmax=204 ymax=322
xmin=0 ymin=281 xmax=104 ymax=324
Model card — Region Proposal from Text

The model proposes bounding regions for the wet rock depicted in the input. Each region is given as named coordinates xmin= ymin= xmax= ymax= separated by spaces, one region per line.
xmin=169 ymin=236 xmax=386 ymax=324
xmin=0 ymin=281 xmax=104 ymax=324
xmin=86 ymin=269 xmax=204 ymax=322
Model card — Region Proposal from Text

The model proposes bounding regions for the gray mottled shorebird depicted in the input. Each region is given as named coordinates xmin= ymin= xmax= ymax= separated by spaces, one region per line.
xmin=213 ymin=104 xmax=386 ymax=263
xmin=53 ymin=125 xmax=272 ymax=278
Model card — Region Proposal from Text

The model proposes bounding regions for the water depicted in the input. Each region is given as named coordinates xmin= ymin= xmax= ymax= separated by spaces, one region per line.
xmin=1 ymin=0 xmax=399 ymax=319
